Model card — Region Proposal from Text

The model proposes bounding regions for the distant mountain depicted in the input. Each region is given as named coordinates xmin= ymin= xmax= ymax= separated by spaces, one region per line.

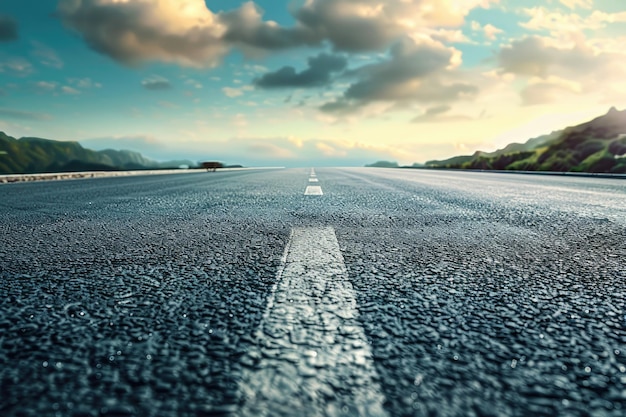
xmin=425 ymin=107 xmax=626 ymax=174
xmin=0 ymin=132 xmax=197 ymax=174
xmin=366 ymin=160 xmax=399 ymax=168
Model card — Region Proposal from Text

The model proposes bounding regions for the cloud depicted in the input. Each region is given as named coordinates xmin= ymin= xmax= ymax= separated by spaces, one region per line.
xmin=219 ymin=2 xmax=317 ymax=51
xmin=61 ymin=86 xmax=81 ymax=95
xmin=428 ymin=28 xmax=473 ymax=44
xmin=254 ymin=53 xmax=347 ymax=88
xmin=142 ymin=75 xmax=171 ymax=90
xmin=56 ymin=0 xmax=313 ymax=67
xmin=345 ymin=41 xmax=452 ymax=98
xmin=412 ymin=104 xmax=450 ymax=120
xmin=232 ymin=113 xmax=249 ymax=127
xmin=184 ymin=78 xmax=203 ymax=89
xmin=214 ymin=136 xmax=407 ymax=166
xmin=0 ymin=58 xmax=33 ymax=77
xmin=495 ymin=32 xmax=626 ymax=106
xmin=68 ymin=78 xmax=102 ymax=89
xmin=520 ymin=7 xmax=626 ymax=35
xmin=57 ymin=0 xmax=499 ymax=67
xmin=520 ymin=76 xmax=583 ymax=106
xmin=0 ymin=108 xmax=52 ymax=121
xmin=34 ymin=81 xmax=58 ymax=93
xmin=497 ymin=32 xmax=626 ymax=81
xmin=316 ymin=142 xmax=346 ymax=157
xmin=31 ymin=80 xmax=99 ymax=96
xmin=80 ymin=134 xmax=396 ymax=165
xmin=559 ymin=0 xmax=593 ymax=9
xmin=0 ymin=15 xmax=18 ymax=42
xmin=81 ymin=133 xmax=423 ymax=166
xmin=293 ymin=1 xmax=405 ymax=52
xmin=483 ymin=24 xmax=503 ymax=41
xmin=158 ymin=101 xmax=178 ymax=109
xmin=293 ymin=0 xmax=500 ymax=52
xmin=222 ymin=87 xmax=244 ymax=98
xmin=471 ymin=21 xmax=502 ymax=41
xmin=244 ymin=64 xmax=269 ymax=74
xmin=321 ymin=37 xmax=477 ymax=114
xmin=222 ymin=86 xmax=253 ymax=98
xmin=411 ymin=104 xmax=474 ymax=123
xmin=31 ymin=42 xmax=64 ymax=69
xmin=247 ymin=142 xmax=296 ymax=159
xmin=57 ymin=0 xmax=228 ymax=67
xmin=56 ymin=0 xmax=311 ymax=67
xmin=497 ymin=36 xmax=597 ymax=78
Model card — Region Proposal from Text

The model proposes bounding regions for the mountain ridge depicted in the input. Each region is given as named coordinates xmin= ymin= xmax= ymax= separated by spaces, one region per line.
xmin=424 ymin=108 xmax=626 ymax=174
xmin=0 ymin=132 xmax=196 ymax=174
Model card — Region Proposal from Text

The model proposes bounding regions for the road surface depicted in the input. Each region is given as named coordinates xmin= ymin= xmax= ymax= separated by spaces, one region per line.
xmin=1 ymin=168 xmax=625 ymax=417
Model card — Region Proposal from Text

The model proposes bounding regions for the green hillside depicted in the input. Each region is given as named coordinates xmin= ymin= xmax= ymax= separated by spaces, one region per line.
xmin=425 ymin=108 xmax=626 ymax=174
xmin=0 ymin=132 xmax=195 ymax=174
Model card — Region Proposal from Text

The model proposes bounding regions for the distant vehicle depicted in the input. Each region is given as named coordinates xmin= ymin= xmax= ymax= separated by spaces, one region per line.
xmin=201 ymin=161 xmax=223 ymax=172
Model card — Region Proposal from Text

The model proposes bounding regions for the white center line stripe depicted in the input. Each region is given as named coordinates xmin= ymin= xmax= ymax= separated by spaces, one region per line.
xmin=305 ymin=185 xmax=323 ymax=195
xmin=237 ymin=227 xmax=389 ymax=417
xmin=309 ymin=178 xmax=319 ymax=183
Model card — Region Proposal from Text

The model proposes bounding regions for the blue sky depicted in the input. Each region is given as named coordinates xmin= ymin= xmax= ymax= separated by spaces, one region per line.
xmin=1 ymin=0 xmax=625 ymax=166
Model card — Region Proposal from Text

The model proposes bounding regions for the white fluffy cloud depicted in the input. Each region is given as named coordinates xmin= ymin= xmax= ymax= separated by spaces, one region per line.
xmin=58 ymin=0 xmax=500 ymax=67
xmin=520 ymin=7 xmax=626 ymax=35
xmin=559 ymin=0 xmax=593 ymax=9
xmin=498 ymin=36 xmax=602 ymax=78
xmin=57 ymin=0 xmax=319 ymax=67
xmin=509 ymin=4 xmax=626 ymax=101
xmin=58 ymin=0 xmax=229 ymax=67
xmin=222 ymin=85 xmax=253 ymax=98
xmin=32 ymin=80 xmax=85 ymax=95
xmin=497 ymin=33 xmax=626 ymax=105
xmin=471 ymin=21 xmax=502 ymax=41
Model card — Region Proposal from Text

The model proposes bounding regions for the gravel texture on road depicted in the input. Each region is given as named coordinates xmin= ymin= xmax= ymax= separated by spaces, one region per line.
xmin=1 ymin=168 xmax=625 ymax=417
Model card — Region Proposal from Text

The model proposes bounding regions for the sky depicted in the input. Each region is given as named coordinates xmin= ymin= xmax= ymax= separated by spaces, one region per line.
xmin=1 ymin=0 xmax=626 ymax=166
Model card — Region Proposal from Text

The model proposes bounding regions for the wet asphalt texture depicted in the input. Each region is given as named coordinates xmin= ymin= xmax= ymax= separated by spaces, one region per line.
xmin=1 ymin=167 xmax=625 ymax=417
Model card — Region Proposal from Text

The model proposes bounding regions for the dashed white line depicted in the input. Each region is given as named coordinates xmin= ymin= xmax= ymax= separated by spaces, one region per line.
xmin=308 ymin=178 xmax=319 ymax=183
xmin=237 ymin=227 xmax=389 ymax=417
xmin=305 ymin=185 xmax=323 ymax=195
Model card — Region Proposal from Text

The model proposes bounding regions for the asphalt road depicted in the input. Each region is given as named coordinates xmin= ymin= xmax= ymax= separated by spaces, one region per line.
xmin=1 ymin=168 xmax=625 ymax=417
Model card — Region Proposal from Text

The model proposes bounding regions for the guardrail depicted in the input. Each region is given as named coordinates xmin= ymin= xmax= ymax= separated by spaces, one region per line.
xmin=0 ymin=167 xmax=284 ymax=184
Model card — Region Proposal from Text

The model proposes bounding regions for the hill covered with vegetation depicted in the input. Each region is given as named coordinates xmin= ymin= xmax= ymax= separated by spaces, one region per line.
xmin=0 ymin=132 xmax=195 ymax=174
xmin=366 ymin=160 xmax=399 ymax=168
xmin=425 ymin=108 xmax=626 ymax=174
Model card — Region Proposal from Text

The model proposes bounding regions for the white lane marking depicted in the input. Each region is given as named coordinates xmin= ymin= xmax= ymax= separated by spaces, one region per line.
xmin=305 ymin=185 xmax=323 ymax=195
xmin=309 ymin=178 xmax=319 ymax=183
xmin=310 ymin=168 xmax=316 ymax=176
xmin=237 ymin=227 xmax=388 ymax=417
